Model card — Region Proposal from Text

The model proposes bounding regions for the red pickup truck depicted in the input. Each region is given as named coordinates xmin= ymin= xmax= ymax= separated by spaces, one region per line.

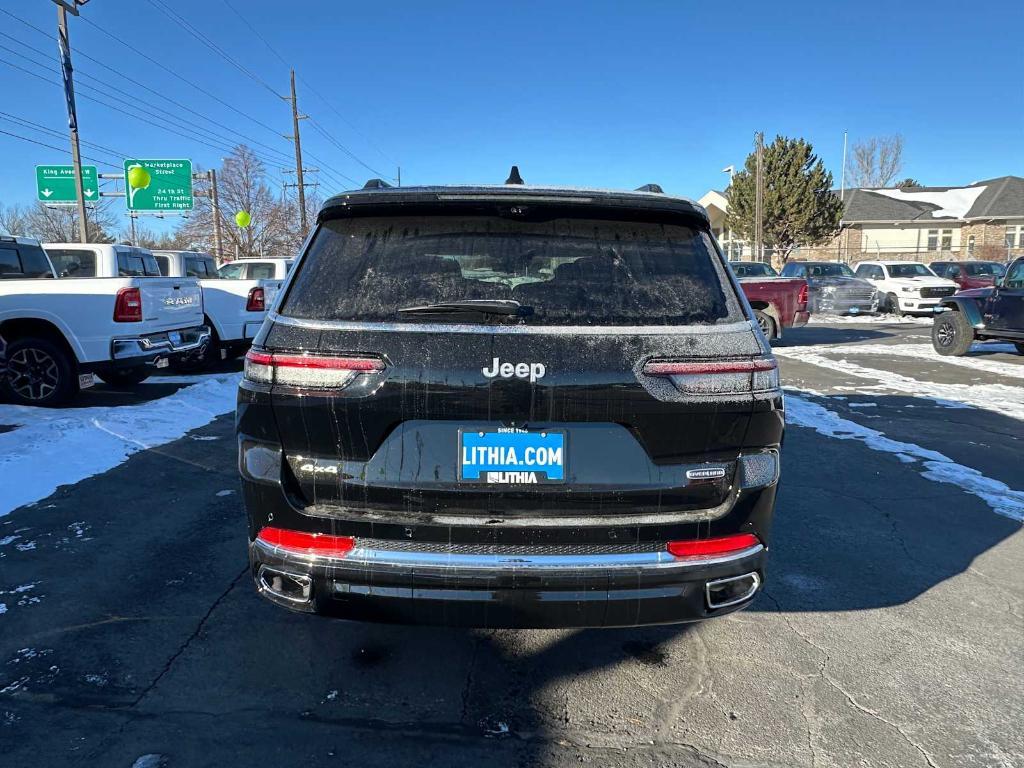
xmin=729 ymin=262 xmax=810 ymax=340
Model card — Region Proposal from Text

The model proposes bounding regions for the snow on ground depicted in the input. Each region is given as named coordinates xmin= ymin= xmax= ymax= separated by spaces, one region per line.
xmin=786 ymin=392 xmax=1024 ymax=522
xmin=807 ymin=314 xmax=931 ymax=325
xmin=791 ymin=343 xmax=1024 ymax=381
xmin=774 ymin=347 xmax=1024 ymax=420
xmin=0 ymin=373 xmax=240 ymax=518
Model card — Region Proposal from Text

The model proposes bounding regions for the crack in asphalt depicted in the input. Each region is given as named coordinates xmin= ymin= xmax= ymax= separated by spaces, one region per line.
xmin=458 ymin=630 xmax=484 ymax=726
xmin=762 ymin=591 xmax=941 ymax=768
xmin=130 ymin=566 xmax=248 ymax=708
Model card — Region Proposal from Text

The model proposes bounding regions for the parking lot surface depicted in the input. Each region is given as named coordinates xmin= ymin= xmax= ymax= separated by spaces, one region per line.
xmin=1 ymin=321 xmax=1022 ymax=768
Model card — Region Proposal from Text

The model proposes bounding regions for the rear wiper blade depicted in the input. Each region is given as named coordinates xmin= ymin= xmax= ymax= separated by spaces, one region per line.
xmin=397 ymin=299 xmax=533 ymax=317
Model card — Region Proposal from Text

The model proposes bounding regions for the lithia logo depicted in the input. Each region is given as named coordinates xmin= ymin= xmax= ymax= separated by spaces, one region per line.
xmin=163 ymin=295 xmax=195 ymax=306
xmin=482 ymin=357 xmax=546 ymax=383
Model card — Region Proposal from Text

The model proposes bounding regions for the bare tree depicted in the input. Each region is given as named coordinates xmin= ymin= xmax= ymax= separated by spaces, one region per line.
xmin=0 ymin=200 xmax=118 ymax=242
xmin=0 ymin=202 xmax=30 ymax=236
xmin=177 ymin=146 xmax=305 ymax=261
xmin=848 ymin=134 xmax=904 ymax=188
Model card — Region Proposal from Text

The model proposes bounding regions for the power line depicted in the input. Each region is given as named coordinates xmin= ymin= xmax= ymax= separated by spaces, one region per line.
xmin=0 ymin=111 xmax=126 ymax=161
xmin=0 ymin=10 xmax=302 ymax=167
xmin=0 ymin=56 xmax=296 ymax=172
xmin=306 ymin=116 xmax=386 ymax=179
xmin=146 ymin=0 xmax=282 ymax=99
xmin=0 ymin=127 xmax=121 ymax=170
xmin=217 ymin=0 xmax=400 ymax=171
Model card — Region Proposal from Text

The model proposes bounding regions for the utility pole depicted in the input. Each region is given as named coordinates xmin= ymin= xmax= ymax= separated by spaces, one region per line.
xmin=840 ymin=130 xmax=848 ymax=202
xmin=754 ymin=131 xmax=764 ymax=264
xmin=208 ymin=169 xmax=223 ymax=261
xmin=285 ymin=70 xmax=308 ymax=234
xmin=397 ymin=166 xmax=401 ymax=187
xmin=53 ymin=0 xmax=88 ymax=243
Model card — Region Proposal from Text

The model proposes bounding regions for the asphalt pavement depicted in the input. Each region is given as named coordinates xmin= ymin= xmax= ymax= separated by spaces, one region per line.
xmin=1 ymin=322 xmax=1022 ymax=768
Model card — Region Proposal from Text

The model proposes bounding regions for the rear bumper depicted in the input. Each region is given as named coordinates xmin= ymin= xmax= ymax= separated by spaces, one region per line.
xmin=110 ymin=324 xmax=211 ymax=364
xmin=248 ymin=536 xmax=766 ymax=628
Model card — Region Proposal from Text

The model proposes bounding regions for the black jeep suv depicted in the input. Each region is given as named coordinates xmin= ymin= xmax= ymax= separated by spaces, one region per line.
xmin=932 ymin=256 xmax=1024 ymax=356
xmin=237 ymin=179 xmax=784 ymax=628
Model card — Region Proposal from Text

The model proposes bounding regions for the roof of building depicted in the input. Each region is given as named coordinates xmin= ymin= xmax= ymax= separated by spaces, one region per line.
xmin=840 ymin=176 xmax=1024 ymax=223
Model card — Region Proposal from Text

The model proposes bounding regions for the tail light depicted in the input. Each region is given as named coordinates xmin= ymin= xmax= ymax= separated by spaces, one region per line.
xmin=113 ymin=287 xmax=142 ymax=322
xmin=244 ymin=349 xmax=385 ymax=389
xmin=246 ymin=287 xmax=265 ymax=312
xmin=798 ymin=282 xmax=808 ymax=307
xmin=257 ymin=527 xmax=355 ymax=558
xmin=642 ymin=358 xmax=778 ymax=395
xmin=667 ymin=533 xmax=760 ymax=559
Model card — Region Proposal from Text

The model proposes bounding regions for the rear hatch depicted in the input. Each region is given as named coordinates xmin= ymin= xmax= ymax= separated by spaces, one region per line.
xmin=257 ymin=192 xmax=779 ymax=520
xmin=136 ymin=277 xmax=204 ymax=331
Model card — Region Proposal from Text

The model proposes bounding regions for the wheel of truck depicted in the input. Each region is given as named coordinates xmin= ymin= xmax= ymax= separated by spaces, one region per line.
xmin=2 ymin=336 xmax=77 ymax=406
xmin=96 ymin=367 xmax=150 ymax=387
xmin=753 ymin=310 xmax=776 ymax=340
xmin=885 ymin=293 xmax=901 ymax=315
xmin=932 ymin=312 xmax=974 ymax=356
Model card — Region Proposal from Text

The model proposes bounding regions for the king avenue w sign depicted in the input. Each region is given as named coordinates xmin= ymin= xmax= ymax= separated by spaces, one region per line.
xmin=35 ymin=164 xmax=99 ymax=204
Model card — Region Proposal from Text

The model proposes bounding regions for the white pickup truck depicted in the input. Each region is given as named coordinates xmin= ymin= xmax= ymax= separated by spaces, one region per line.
xmin=1 ymin=237 xmax=209 ymax=406
xmin=216 ymin=257 xmax=293 ymax=280
xmin=153 ymin=250 xmax=284 ymax=364
xmin=46 ymin=245 xmax=282 ymax=367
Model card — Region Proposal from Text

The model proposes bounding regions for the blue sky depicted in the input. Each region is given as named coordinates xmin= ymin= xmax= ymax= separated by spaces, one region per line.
xmin=1 ymin=0 xmax=1022 ymax=234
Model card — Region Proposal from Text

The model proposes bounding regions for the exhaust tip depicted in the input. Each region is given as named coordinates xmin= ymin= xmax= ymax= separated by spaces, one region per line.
xmin=705 ymin=572 xmax=760 ymax=610
xmin=257 ymin=565 xmax=313 ymax=605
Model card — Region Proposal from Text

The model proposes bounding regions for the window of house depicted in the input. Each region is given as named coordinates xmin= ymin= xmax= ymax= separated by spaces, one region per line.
xmin=1006 ymin=225 xmax=1024 ymax=249
xmin=927 ymin=229 xmax=953 ymax=251
xmin=967 ymin=235 xmax=975 ymax=256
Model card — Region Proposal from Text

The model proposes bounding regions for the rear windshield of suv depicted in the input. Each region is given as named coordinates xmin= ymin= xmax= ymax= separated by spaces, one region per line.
xmin=281 ymin=215 xmax=741 ymax=326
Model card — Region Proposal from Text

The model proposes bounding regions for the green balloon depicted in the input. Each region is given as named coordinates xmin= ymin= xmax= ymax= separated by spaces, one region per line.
xmin=127 ymin=165 xmax=151 ymax=190
xmin=235 ymin=210 xmax=252 ymax=228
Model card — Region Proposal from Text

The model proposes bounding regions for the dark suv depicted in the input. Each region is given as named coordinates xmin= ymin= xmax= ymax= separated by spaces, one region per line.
xmin=237 ymin=179 xmax=784 ymax=628
xmin=932 ymin=257 xmax=1024 ymax=356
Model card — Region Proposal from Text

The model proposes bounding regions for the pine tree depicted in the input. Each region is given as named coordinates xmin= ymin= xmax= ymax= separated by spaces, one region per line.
xmin=726 ymin=136 xmax=843 ymax=265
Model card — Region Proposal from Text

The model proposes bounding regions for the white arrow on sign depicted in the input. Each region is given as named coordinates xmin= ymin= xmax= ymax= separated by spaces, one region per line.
xmin=84 ymin=190 xmax=95 ymax=197
xmin=41 ymin=189 xmax=53 ymax=198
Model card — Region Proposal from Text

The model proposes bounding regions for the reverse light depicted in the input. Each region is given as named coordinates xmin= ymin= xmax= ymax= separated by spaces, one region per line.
xmin=246 ymin=286 xmax=266 ymax=311
xmin=113 ymin=287 xmax=143 ymax=322
xmin=643 ymin=358 xmax=779 ymax=395
xmin=244 ymin=350 xmax=385 ymax=389
xmin=667 ymin=533 xmax=760 ymax=559
xmin=257 ymin=527 xmax=356 ymax=558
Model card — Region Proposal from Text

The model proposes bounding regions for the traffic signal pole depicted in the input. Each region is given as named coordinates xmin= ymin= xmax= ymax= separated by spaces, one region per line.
xmin=54 ymin=1 xmax=88 ymax=243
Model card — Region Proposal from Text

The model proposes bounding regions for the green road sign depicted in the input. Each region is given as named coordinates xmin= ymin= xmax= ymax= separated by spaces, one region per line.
xmin=35 ymin=165 xmax=98 ymax=204
xmin=123 ymin=158 xmax=193 ymax=212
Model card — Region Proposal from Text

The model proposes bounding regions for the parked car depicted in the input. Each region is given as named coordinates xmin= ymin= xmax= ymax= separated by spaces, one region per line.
xmin=853 ymin=261 xmax=958 ymax=315
xmin=238 ymin=179 xmax=783 ymax=628
xmin=729 ymin=262 xmax=808 ymax=339
xmin=154 ymin=249 xmax=285 ymax=363
xmin=218 ymin=257 xmax=293 ymax=280
xmin=931 ymin=257 xmax=1024 ymax=356
xmin=779 ymin=261 xmax=878 ymax=314
xmin=729 ymin=261 xmax=778 ymax=278
xmin=2 ymin=237 xmax=208 ymax=405
xmin=928 ymin=260 xmax=1007 ymax=291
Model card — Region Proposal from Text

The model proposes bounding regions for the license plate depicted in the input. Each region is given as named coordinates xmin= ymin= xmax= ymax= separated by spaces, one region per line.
xmin=169 ymin=331 xmax=183 ymax=345
xmin=459 ymin=428 xmax=566 ymax=484
xmin=849 ymin=306 xmax=860 ymax=314
xmin=155 ymin=357 xmax=170 ymax=369
xmin=78 ymin=373 xmax=95 ymax=389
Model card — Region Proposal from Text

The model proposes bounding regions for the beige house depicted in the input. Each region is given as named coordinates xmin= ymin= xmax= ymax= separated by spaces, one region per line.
xmin=701 ymin=175 xmax=1024 ymax=265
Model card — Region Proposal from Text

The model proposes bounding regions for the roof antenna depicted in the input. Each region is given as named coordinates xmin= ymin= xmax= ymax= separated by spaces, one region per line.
xmin=505 ymin=165 xmax=524 ymax=185
xmin=635 ymin=183 xmax=664 ymax=193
